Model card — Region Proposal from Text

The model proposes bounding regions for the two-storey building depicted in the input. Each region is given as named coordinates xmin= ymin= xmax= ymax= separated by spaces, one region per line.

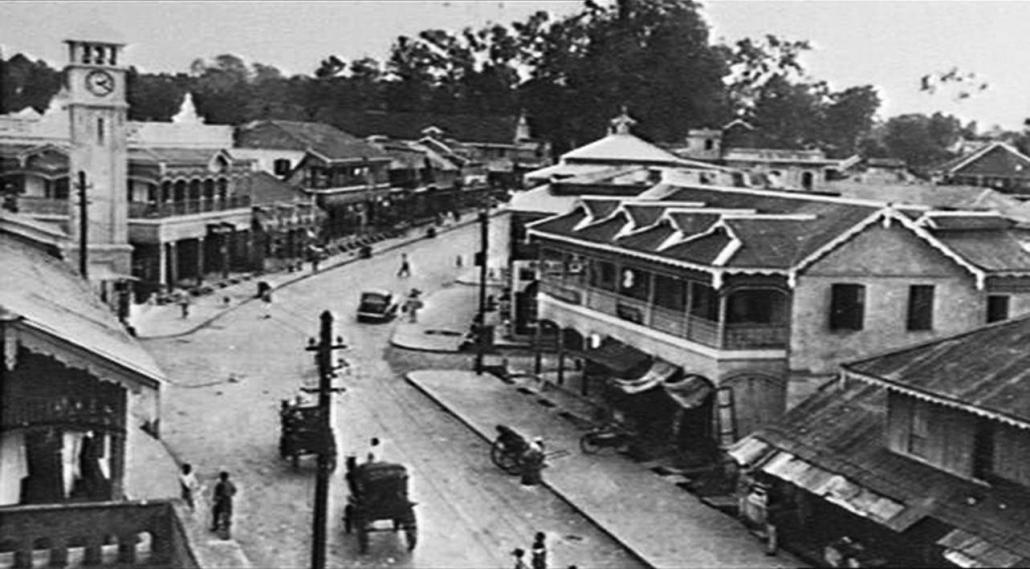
xmin=526 ymin=176 xmax=1030 ymax=460
xmin=730 ymin=315 xmax=1030 ymax=567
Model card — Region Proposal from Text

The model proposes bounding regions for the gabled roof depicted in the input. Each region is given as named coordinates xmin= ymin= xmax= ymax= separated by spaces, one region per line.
xmin=245 ymin=171 xmax=308 ymax=206
xmin=936 ymin=141 xmax=1030 ymax=177
xmin=236 ymin=120 xmax=388 ymax=163
xmin=561 ymin=132 xmax=721 ymax=169
xmin=128 ymin=147 xmax=235 ymax=166
xmin=732 ymin=381 xmax=1030 ymax=567
xmin=329 ymin=110 xmax=523 ymax=145
xmin=843 ymin=314 xmax=1030 ymax=430
xmin=0 ymin=235 xmax=164 ymax=384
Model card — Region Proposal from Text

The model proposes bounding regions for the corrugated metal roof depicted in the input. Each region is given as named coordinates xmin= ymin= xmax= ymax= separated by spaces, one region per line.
xmin=845 ymin=315 xmax=1030 ymax=427
xmin=0 ymin=235 xmax=164 ymax=383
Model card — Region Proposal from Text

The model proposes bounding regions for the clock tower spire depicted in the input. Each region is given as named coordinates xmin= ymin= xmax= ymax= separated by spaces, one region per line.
xmin=63 ymin=32 xmax=132 ymax=280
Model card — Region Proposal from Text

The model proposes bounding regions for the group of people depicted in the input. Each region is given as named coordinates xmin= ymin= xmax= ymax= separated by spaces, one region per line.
xmin=178 ymin=463 xmax=237 ymax=538
xmin=511 ymin=531 xmax=548 ymax=569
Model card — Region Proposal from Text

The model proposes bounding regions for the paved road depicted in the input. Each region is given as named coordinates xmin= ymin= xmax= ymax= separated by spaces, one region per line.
xmin=147 ymin=221 xmax=644 ymax=569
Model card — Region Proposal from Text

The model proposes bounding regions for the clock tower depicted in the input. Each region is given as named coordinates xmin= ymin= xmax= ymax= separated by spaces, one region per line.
xmin=64 ymin=34 xmax=132 ymax=278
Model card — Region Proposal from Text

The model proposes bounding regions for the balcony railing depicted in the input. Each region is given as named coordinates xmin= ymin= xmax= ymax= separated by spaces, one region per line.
xmin=129 ymin=196 xmax=251 ymax=219
xmin=0 ymin=500 xmax=198 ymax=569
xmin=3 ymin=196 xmax=69 ymax=216
xmin=540 ymin=280 xmax=788 ymax=351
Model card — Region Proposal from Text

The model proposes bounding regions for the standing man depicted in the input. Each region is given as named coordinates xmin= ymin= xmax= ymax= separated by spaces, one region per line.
xmin=211 ymin=471 xmax=237 ymax=537
xmin=179 ymin=291 xmax=191 ymax=319
xmin=397 ymin=253 xmax=411 ymax=278
xmin=531 ymin=532 xmax=548 ymax=569
xmin=404 ymin=289 xmax=423 ymax=323
xmin=179 ymin=463 xmax=200 ymax=511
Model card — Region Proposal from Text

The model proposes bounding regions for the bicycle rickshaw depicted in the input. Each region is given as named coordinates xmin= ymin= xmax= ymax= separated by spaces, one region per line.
xmin=343 ymin=457 xmax=418 ymax=554
xmin=279 ymin=398 xmax=336 ymax=470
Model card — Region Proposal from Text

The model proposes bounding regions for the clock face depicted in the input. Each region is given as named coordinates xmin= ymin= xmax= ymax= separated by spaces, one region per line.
xmin=85 ymin=69 xmax=115 ymax=97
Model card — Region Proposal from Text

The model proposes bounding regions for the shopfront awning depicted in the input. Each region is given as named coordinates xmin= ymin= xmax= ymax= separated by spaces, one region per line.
xmin=662 ymin=373 xmax=713 ymax=409
xmin=580 ymin=337 xmax=651 ymax=379
xmin=937 ymin=529 xmax=1028 ymax=568
xmin=612 ymin=359 xmax=680 ymax=394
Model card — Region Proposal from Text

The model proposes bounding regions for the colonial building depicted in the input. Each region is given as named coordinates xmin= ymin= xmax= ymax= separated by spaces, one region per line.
xmin=730 ymin=316 xmax=1030 ymax=567
xmin=720 ymin=147 xmax=853 ymax=192
xmin=525 ymin=177 xmax=1030 ymax=460
xmin=932 ymin=141 xmax=1030 ymax=196
xmin=248 ymin=170 xmax=323 ymax=272
xmin=330 ymin=108 xmax=552 ymax=189
xmin=235 ymin=120 xmax=393 ymax=239
xmin=507 ymin=111 xmax=743 ymax=338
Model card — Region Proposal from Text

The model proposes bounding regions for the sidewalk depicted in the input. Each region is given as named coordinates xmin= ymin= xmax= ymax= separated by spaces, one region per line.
xmin=130 ymin=209 xmax=504 ymax=340
xmin=407 ymin=370 xmax=803 ymax=569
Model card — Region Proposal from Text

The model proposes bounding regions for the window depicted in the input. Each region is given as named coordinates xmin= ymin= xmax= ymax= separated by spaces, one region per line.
xmin=97 ymin=117 xmax=105 ymax=145
xmin=908 ymin=400 xmax=930 ymax=457
xmin=273 ymin=159 xmax=292 ymax=176
xmin=987 ymin=295 xmax=1010 ymax=323
xmin=727 ymin=289 xmax=785 ymax=324
xmin=829 ymin=284 xmax=865 ymax=331
xmin=690 ymin=282 xmax=719 ymax=321
xmin=906 ymin=285 xmax=935 ymax=331
xmin=590 ymin=260 xmax=616 ymax=290
xmin=653 ymin=274 xmax=686 ymax=311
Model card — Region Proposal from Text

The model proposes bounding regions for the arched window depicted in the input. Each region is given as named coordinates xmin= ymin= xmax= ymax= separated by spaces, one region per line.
xmin=173 ymin=180 xmax=187 ymax=203
xmin=188 ymin=179 xmax=201 ymax=201
xmin=203 ymin=179 xmax=215 ymax=201
xmin=216 ymin=178 xmax=228 ymax=201
xmin=161 ymin=181 xmax=172 ymax=203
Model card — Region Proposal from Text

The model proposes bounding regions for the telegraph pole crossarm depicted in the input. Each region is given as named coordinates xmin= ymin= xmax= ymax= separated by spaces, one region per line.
xmin=304 ymin=310 xmax=347 ymax=569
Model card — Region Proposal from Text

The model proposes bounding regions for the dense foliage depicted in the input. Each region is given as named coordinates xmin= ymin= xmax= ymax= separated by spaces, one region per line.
xmin=0 ymin=0 xmax=1008 ymax=167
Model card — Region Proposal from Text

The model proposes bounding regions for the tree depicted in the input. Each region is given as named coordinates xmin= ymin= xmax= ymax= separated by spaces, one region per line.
xmin=0 ymin=54 xmax=62 ymax=114
xmin=189 ymin=54 xmax=254 ymax=124
xmin=883 ymin=112 xmax=962 ymax=171
xmin=821 ymin=85 xmax=880 ymax=157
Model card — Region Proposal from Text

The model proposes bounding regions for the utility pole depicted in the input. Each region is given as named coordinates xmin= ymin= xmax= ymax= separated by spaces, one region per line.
xmin=77 ymin=170 xmax=89 ymax=280
xmin=474 ymin=202 xmax=489 ymax=374
xmin=305 ymin=310 xmax=347 ymax=569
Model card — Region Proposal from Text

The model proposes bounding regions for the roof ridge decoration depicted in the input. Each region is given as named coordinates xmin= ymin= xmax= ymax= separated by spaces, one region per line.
xmin=789 ymin=206 xmax=987 ymax=289
xmin=710 ymin=221 xmax=742 ymax=267
xmin=915 ymin=209 xmax=1007 ymax=229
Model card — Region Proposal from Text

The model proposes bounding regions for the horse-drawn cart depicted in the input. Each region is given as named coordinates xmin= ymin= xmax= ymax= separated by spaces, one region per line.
xmin=343 ymin=457 xmax=418 ymax=553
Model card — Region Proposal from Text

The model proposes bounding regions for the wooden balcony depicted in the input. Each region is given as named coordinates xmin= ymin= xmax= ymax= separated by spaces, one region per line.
xmin=540 ymin=280 xmax=789 ymax=351
xmin=0 ymin=500 xmax=198 ymax=569
xmin=4 ymin=196 xmax=69 ymax=216
xmin=128 ymin=196 xmax=251 ymax=219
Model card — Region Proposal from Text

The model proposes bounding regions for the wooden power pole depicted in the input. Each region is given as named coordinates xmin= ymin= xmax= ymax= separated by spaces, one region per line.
xmin=77 ymin=170 xmax=89 ymax=280
xmin=305 ymin=310 xmax=347 ymax=569
xmin=474 ymin=205 xmax=489 ymax=374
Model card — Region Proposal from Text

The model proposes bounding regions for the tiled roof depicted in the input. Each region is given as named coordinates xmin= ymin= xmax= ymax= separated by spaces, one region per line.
xmin=237 ymin=120 xmax=388 ymax=162
xmin=844 ymin=315 xmax=1030 ymax=427
xmin=616 ymin=221 xmax=676 ymax=252
xmin=128 ymin=147 xmax=232 ymax=166
xmin=245 ymin=171 xmax=307 ymax=206
xmin=576 ymin=211 xmax=630 ymax=243
xmin=930 ymin=230 xmax=1030 ymax=272
xmin=329 ymin=110 xmax=521 ymax=145
xmin=0 ymin=235 xmax=164 ymax=382
xmin=581 ymin=198 xmax=620 ymax=220
xmin=663 ymin=231 xmax=731 ymax=264
xmin=561 ymin=133 xmax=717 ymax=168
xmin=739 ymin=380 xmax=1030 ymax=566
xmin=623 ymin=204 xmax=665 ymax=228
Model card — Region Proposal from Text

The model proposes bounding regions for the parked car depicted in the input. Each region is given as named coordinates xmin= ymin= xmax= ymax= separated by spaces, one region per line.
xmin=357 ymin=290 xmax=399 ymax=322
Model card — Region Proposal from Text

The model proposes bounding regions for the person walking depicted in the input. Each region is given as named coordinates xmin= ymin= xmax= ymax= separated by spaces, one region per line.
xmin=531 ymin=532 xmax=548 ymax=569
xmin=397 ymin=253 xmax=411 ymax=277
xmin=511 ymin=548 xmax=530 ymax=569
xmin=211 ymin=471 xmax=237 ymax=537
xmin=404 ymin=289 xmax=423 ymax=323
xmin=179 ymin=463 xmax=200 ymax=511
xmin=178 ymin=291 xmax=191 ymax=319
xmin=521 ymin=437 xmax=546 ymax=486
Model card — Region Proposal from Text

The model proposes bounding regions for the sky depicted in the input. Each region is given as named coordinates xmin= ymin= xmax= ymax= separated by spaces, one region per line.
xmin=2 ymin=0 xmax=1029 ymax=131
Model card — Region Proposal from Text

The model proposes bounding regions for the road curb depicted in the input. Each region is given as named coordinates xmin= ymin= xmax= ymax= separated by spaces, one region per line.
xmin=137 ymin=212 xmax=503 ymax=340
xmin=404 ymin=371 xmax=656 ymax=569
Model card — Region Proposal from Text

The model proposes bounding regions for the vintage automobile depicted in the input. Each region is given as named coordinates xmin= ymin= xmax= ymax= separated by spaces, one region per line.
xmin=356 ymin=290 xmax=399 ymax=322
xmin=343 ymin=457 xmax=418 ymax=553
xmin=279 ymin=397 xmax=336 ymax=470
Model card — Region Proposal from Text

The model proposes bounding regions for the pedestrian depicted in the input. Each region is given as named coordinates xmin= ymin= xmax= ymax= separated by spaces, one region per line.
xmin=178 ymin=291 xmax=191 ymax=319
xmin=211 ymin=471 xmax=237 ymax=537
xmin=531 ymin=532 xmax=547 ymax=569
xmin=521 ymin=437 xmax=545 ymax=486
xmin=260 ymin=288 xmax=272 ymax=319
xmin=179 ymin=463 xmax=199 ymax=511
xmin=397 ymin=253 xmax=411 ymax=277
xmin=366 ymin=437 xmax=385 ymax=463
xmin=405 ymin=289 xmax=423 ymax=323
xmin=511 ymin=548 xmax=530 ymax=569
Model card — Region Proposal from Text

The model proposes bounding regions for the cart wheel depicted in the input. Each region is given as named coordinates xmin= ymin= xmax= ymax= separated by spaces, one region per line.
xmin=580 ymin=432 xmax=602 ymax=454
xmin=405 ymin=525 xmax=418 ymax=551
xmin=343 ymin=505 xmax=352 ymax=534
xmin=358 ymin=526 xmax=369 ymax=554
xmin=491 ymin=439 xmax=522 ymax=475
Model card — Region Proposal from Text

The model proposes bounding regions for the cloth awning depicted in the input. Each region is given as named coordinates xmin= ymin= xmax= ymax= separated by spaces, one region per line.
xmin=580 ymin=337 xmax=651 ymax=379
xmin=662 ymin=373 xmax=713 ymax=409
xmin=612 ymin=359 xmax=680 ymax=395
xmin=937 ymin=529 xmax=1028 ymax=568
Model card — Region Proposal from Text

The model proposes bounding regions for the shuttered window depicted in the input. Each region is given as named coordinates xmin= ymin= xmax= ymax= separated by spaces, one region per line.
xmin=906 ymin=285 xmax=935 ymax=331
xmin=829 ymin=284 xmax=865 ymax=331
